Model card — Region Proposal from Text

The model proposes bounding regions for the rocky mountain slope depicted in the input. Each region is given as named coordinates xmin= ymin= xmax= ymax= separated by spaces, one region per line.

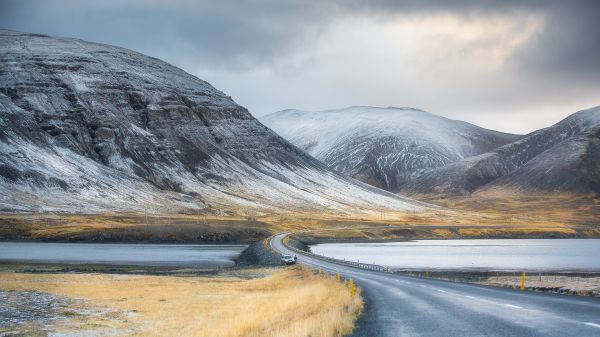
xmin=401 ymin=106 xmax=600 ymax=195
xmin=0 ymin=30 xmax=426 ymax=214
xmin=261 ymin=106 xmax=519 ymax=192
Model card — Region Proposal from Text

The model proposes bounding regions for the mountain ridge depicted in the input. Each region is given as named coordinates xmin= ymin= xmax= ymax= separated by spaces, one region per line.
xmin=400 ymin=106 xmax=600 ymax=195
xmin=0 ymin=30 xmax=426 ymax=215
xmin=261 ymin=106 xmax=521 ymax=192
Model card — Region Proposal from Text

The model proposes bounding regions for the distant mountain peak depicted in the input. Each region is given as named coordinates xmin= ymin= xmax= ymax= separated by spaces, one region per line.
xmin=261 ymin=106 xmax=520 ymax=192
xmin=400 ymin=105 xmax=600 ymax=196
xmin=0 ymin=31 xmax=426 ymax=214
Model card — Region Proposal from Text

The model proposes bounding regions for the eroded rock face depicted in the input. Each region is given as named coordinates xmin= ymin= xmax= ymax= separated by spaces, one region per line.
xmin=261 ymin=106 xmax=520 ymax=192
xmin=0 ymin=30 xmax=423 ymax=214
xmin=400 ymin=107 xmax=600 ymax=195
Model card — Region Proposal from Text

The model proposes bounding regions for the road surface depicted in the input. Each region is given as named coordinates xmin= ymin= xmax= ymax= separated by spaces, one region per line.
xmin=270 ymin=234 xmax=600 ymax=337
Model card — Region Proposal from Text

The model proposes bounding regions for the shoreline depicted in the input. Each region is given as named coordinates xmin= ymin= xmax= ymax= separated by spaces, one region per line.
xmin=0 ymin=239 xmax=252 ymax=245
xmin=282 ymin=235 xmax=600 ymax=298
xmin=303 ymin=235 xmax=600 ymax=245
xmin=295 ymin=231 xmax=600 ymax=245
xmin=2 ymin=232 xmax=600 ymax=245
xmin=394 ymin=270 xmax=600 ymax=298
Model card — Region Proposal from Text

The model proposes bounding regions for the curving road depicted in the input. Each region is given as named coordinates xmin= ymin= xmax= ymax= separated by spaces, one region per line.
xmin=270 ymin=234 xmax=600 ymax=337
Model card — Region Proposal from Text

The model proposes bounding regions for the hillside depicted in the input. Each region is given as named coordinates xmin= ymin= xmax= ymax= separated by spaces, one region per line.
xmin=261 ymin=106 xmax=519 ymax=191
xmin=0 ymin=30 xmax=425 ymax=215
xmin=401 ymin=107 xmax=600 ymax=195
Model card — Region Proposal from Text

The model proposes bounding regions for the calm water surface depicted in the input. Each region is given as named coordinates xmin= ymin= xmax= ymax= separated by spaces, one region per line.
xmin=0 ymin=242 xmax=247 ymax=267
xmin=311 ymin=239 xmax=600 ymax=271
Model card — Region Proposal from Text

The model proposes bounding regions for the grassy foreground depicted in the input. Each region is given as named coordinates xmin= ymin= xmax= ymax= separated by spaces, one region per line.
xmin=0 ymin=267 xmax=363 ymax=337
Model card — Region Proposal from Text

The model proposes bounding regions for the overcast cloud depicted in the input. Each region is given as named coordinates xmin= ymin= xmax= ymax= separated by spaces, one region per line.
xmin=1 ymin=0 xmax=599 ymax=133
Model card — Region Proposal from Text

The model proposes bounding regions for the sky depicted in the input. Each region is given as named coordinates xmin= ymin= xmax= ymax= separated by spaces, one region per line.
xmin=1 ymin=0 xmax=599 ymax=134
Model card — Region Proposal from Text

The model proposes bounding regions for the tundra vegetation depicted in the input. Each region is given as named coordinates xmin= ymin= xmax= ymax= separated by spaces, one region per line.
xmin=0 ymin=266 xmax=363 ymax=337
xmin=2 ymin=191 xmax=597 ymax=243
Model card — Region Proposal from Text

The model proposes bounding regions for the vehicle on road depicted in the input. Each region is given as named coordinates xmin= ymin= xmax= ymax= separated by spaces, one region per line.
xmin=270 ymin=233 xmax=600 ymax=337
xmin=281 ymin=254 xmax=296 ymax=265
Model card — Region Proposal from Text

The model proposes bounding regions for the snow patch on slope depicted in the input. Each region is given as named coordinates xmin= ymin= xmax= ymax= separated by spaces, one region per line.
xmin=261 ymin=106 xmax=520 ymax=191
xmin=0 ymin=30 xmax=428 ymax=215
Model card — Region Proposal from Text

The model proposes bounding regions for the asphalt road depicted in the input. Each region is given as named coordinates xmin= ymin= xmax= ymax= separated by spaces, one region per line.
xmin=270 ymin=234 xmax=600 ymax=337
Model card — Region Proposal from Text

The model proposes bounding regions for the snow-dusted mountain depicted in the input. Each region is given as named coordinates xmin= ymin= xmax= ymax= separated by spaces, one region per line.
xmin=0 ymin=30 xmax=426 ymax=214
xmin=401 ymin=106 xmax=600 ymax=195
xmin=261 ymin=106 xmax=519 ymax=191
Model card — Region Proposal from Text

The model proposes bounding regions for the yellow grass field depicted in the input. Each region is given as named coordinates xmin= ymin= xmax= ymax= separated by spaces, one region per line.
xmin=0 ymin=267 xmax=363 ymax=337
xmin=0 ymin=191 xmax=598 ymax=242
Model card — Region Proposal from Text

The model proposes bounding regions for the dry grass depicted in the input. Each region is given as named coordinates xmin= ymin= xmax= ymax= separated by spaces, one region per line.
xmin=274 ymin=191 xmax=600 ymax=241
xmin=0 ymin=267 xmax=363 ymax=337
xmin=1 ymin=191 xmax=598 ymax=242
xmin=424 ymin=190 xmax=600 ymax=228
xmin=482 ymin=275 xmax=600 ymax=297
xmin=0 ymin=213 xmax=274 ymax=242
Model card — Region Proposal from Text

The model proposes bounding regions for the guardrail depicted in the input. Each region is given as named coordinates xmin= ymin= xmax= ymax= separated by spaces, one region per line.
xmin=280 ymin=235 xmax=393 ymax=274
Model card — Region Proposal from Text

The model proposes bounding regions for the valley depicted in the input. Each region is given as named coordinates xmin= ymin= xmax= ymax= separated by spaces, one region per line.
xmin=1 ymin=27 xmax=599 ymax=337
xmin=1 ymin=30 xmax=598 ymax=242
xmin=2 ymin=191 xmax=598 ymax=243
xmin=261 ymin=106 xmax=521 ymax=192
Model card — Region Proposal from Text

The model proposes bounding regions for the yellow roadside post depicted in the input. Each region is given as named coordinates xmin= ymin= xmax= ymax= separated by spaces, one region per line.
xmin=520 ymin=272 xmax=526 ymax=291
xmin=336 ymin=272 xmax=341 ymax=282
xmin=425 ymin=271 xmax=429 ymax=278
xmin=349 ymin=278 xmax=356 ymax=298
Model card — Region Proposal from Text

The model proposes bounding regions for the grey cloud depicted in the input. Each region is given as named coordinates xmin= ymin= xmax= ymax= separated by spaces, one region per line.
xmin=352 ymin=0 xmax=600 ymax=82
xmin=1 ymin=0 xmax=599 ymax=133
xmin=1 ymin=0 xmax=598 ymax=77
xmin=0 ymin=0 xmax=340 ymax=71
xmin=513 ymin=1 xmax=600 ymax=82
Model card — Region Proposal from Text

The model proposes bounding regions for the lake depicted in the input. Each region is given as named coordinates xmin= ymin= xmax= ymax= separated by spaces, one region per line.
xmin=310 ymin=239 xmax=600 ymax=271
xmin=0 ymin=242 xmax=247 ymax=268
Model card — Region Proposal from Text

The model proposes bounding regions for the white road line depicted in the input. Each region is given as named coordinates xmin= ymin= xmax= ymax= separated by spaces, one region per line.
xmin=584 ymin=322 xmax=600 ymax=329
xmin=464 ymin=295 xmax=509 ymax=307
xmin=437 ymin=289 xmax=447 ymax=293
